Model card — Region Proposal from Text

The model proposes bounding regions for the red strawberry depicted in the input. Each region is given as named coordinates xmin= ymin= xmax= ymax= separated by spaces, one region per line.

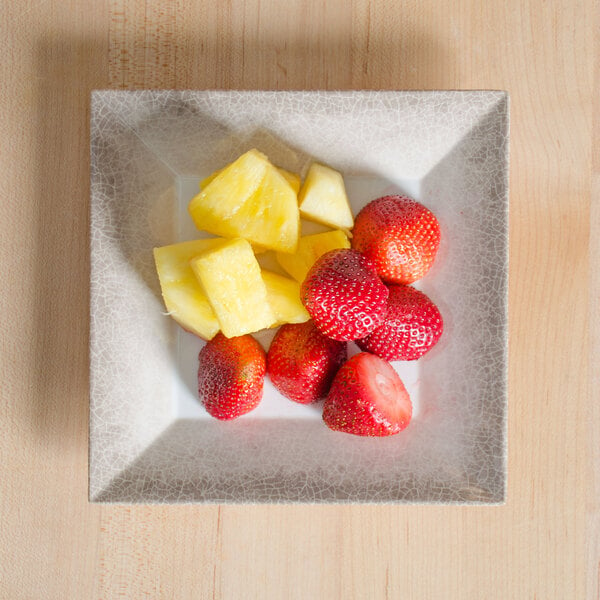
xmin=357 ymin=285 xmax=443 ymax=361
xmin=197 ymin=333 xmax=266 ymax=420
xmin=352 ymin=195 xmax=441 ymax=284
xmin=267 ymin=321 xmax=347 ymax=404
xmin=323 ymin=352 xmax=412 ymax=436
xmin=300 ymin=248 xmax=389 ymax=341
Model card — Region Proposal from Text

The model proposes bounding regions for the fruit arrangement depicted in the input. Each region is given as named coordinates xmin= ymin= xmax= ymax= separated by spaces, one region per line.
xmin=154 ymin=149 xmax=444 ymax=436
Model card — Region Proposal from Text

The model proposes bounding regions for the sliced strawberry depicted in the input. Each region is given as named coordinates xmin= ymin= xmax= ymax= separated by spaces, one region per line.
xmin=323 ymin=352 xmax=412 ymax=436
xmin=300 ymin=248 xmax=389 ymax=341
xmin=267 ymin=321 xmax=347 ymax=404
xmin=357 ymin=284 xmax=443 ymax=361
xmin=197 ymin=333 xmax=266 ymax=420
xmin=352 ymin=195 xmax=441 ymax=284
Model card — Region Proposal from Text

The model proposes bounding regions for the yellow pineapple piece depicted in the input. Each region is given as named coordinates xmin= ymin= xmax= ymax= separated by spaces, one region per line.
xmin=298 ymin=163 xmax=354 ymax=230
xmin=201 ymin=165 xmax=299 ymax=195
xmin=190 ymin=238 xmax=276 ymax=337
xmin=189 ymin=149 xmax=299 ymax=253
xmin=200 ymin=168 xmax=223 ymax=190
xmin=233 ymin=164 xmax=299 ymax=253
xmin=189 ymin=149 xmax=268 ymax=238
xmin=276 ymin=230 xmax=350 ymax=283
xmin=277 ymin=168 xmax=301 ymax=195
xmin=262 ymin=270 xmax=310 ymax=325
xmin=153 ymin=239 xmax=225 ymax=340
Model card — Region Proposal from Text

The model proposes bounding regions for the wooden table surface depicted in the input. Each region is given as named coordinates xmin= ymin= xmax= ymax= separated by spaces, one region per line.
xmin=1 ymin=0 xmax=596 ymax=598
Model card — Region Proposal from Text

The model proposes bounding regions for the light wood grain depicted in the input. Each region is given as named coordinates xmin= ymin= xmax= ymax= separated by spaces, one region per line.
xmin=588 ymin=4 xmax=600 ymax=597
xmin=0 ymin=0 xmax=595 ymax=598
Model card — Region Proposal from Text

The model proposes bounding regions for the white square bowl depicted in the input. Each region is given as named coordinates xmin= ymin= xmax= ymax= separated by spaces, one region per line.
xmin=90 ymin=90 xmax=509 ymax=504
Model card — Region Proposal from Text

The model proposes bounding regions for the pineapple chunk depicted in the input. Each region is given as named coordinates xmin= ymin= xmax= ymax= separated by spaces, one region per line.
xmin=262 ymin=270 xmax=310 ymax=325
xmin=234 ymin=164 xmax=299 ymax=253
xmin=190 ymin=238 xmax=276 ymax=337
xmin=277 ymin=168 xmax=301 ymax=195
xmin=298 ymin=163 xmax=354 ymax=229
xmin=200 ymin=168 xmax=223 ymax=190
xmin=276 ymin=230 xmax=350 ymax=283
xmin=189 ymin=149 xmax=268 ymax=238
xmin=153 ymin=239 xmax=225 ymax=340
xmin=202 ymin=165 xmax=299 ymax=195
xmin=189 ymin=149 xmax=299 ymax=253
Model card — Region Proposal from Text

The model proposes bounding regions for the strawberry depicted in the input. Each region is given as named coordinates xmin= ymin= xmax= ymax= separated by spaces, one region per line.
xmin=323 ymin=352 xmax=412 ymax=436
xmin=357 ymin=284 xmax=443 ymax=361
xmin=300 ymin=248 xmax=389 ymax=341
xmin=352 ymin=195 xmax=441 ymax=284
xmin=267 ymin=321 xmax=347 ymax=404
xmin=197 ymin=333 xmax=266 ymax=420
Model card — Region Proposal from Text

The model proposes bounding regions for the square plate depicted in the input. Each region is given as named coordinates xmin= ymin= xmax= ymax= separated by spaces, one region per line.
xmin=90 ymin=90 xmax=508 ymax=504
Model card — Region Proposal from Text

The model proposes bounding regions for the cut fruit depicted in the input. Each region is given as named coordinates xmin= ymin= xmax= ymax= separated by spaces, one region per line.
xmin=298 ymin=163 xmax=354 ymax=230
xmin=189 ymin=149 xmax=300 ymax=253
xmin=261 ymin=270 xmax=310 ymax=325
xmin=190 ymin=238 xmax=276 ymax=337
xmin=232 ymin=164 xmax=300 ymax=253
xmin=200 ymin=168 xmax=223 ymax=190
xmin=323 ymin=352 xmax=412 ymax=437
xmin=277 ymin=167 xmax=301 ymax=195
xmin=190 ymin=149 xmax=268 ymax=238
xmin=276 ymin=230 xmax=350 ymax=283
xmin=201 ymin=165 xmax=300 ymax=195
xmin=251 ymin=244 xmax=268 ymax=255
xmin=153 ymin=238 xmax=225 ymax=340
